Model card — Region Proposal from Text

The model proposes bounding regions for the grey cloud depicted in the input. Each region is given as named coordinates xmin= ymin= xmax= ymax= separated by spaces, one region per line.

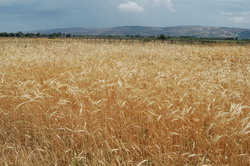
xmin=0 ymin=0 xmax=249 ymax=32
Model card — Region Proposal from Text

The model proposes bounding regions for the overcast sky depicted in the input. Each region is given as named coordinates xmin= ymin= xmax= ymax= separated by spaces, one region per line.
xmin=0 ymin=0 xmax=249 ymax=32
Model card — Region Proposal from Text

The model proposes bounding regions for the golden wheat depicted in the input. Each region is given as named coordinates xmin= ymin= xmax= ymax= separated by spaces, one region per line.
xmin=0 ymin=38 xmax=249 ymax=165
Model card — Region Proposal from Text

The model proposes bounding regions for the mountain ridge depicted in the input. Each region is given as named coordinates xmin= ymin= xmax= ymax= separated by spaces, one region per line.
xmin=29 ymin=25 xmax=250 ymax=39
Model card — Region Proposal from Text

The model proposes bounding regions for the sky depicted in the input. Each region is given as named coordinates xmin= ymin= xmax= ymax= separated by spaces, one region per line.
xmin=0 ymin=0 xmax=249 ymax=32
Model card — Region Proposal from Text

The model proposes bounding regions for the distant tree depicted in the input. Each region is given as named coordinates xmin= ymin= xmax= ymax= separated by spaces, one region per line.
xmin=134 ymin=35 xmax=142 ymax=39
xmin=157 ymin=34 xmax=166 ymax=40
xmin=9 ymin=33 xmax=15 ymax=37
xmin=126 ymin=35 xmax=134 ymax=39
xmin=0 ymin=32 xmax=8 ymax=37
xmin=57 ymin=33 xmax=62 ymax=37
xmin=36 ymin=32 xmax=41 ymax=37
xmin=15 ymin=31 xmax=24 ymax=37
xmin=66 ymin=34 xmax=72 ymax=38
xmin=25 ymin=33 xmax=36 ymax=38
xmin=49 ymin=33 xmax=56 ymax=38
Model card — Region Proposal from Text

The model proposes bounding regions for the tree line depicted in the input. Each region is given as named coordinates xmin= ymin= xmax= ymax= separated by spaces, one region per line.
xmin=0 ymin=32 xmax=246 ymax=42
xmin=0 ymin=32 xmax=72 ymax=38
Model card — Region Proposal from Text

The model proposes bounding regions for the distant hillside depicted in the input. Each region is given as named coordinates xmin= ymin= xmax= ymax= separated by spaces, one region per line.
xmin=30 ymin=25 xmax=250 ymax=39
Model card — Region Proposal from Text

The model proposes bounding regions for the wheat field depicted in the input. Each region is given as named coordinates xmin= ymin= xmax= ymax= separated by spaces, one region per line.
xmin=0 ymin=38 xmax=249 ymax=165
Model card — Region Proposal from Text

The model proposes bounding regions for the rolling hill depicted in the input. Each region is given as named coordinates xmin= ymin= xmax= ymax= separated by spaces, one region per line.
xmin=31 ymin=25 xmax=250 ymax=39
